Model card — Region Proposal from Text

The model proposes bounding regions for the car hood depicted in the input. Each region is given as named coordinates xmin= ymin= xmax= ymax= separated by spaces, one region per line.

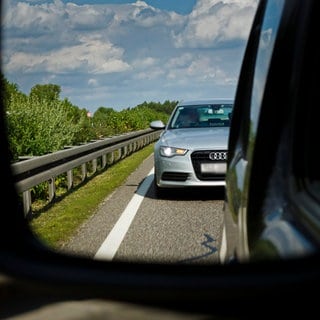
xmin=159 ymin=127 xmax=229 ymax=149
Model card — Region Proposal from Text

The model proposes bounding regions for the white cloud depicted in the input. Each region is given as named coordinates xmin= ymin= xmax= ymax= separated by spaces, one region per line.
xmin=4 ymin=1 xmax=65 ymax=31
xmin=172 ymin=0 xmax=258 ymax=48
xmin=88 ymin=78 xmax=98 ymax=86
xmin=5 ymin=37 xmax=130 ymax=74
xmin=132 ymin=57 xmax=157 ymax=68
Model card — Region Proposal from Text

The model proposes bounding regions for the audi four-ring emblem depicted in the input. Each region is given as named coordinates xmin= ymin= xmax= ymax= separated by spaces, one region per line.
xmin=209 ymin=151 xmax=227 ymax=160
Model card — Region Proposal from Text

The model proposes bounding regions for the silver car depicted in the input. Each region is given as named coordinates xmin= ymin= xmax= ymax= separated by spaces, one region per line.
xmin=150 ymin=99 xmax=234 ymax=194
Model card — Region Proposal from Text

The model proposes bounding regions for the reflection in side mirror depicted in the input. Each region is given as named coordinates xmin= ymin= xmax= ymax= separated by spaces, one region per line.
xmin=150 ymin=120 xmax=166 ymax=130
xmin=2 ymin=0 xmax=256 ymax=267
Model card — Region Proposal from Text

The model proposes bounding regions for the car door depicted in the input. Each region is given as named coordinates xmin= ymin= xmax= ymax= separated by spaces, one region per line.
xmin=223 ymin=0 xmax=320 ymax=263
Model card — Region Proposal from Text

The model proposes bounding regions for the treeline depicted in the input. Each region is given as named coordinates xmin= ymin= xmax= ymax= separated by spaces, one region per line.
xmin=2 ymin=75 xmax=176 ymax=162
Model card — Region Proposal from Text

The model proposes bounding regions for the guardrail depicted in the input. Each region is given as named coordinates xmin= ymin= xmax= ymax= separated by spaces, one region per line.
xmin=11 ymin=128 xmax=161 ymax=217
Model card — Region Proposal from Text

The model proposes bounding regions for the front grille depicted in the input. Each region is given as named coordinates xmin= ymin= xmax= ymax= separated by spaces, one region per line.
xmin=191 ymin=150 xmax=227 ymax=180
xmin=161 ymin=172 xmax=189 ymax=181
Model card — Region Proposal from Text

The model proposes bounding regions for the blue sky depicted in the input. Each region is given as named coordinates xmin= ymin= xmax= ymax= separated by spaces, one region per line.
xmin=61 ymin=0 xmax=197 ymax=14
xmin=2 ymin=0 xmax=258 ymax=113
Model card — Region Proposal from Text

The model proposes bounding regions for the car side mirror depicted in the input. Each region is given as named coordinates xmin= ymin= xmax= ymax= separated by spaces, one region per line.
xmin=150 ymin=120 xmax=165 ymax=130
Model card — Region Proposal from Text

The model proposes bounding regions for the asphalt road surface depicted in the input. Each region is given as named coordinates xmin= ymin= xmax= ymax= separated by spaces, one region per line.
xmin=61 ymin=154 xmax=225 ymax=265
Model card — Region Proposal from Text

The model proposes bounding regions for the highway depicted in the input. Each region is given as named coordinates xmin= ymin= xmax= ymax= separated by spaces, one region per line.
xmin=61 ymin=154 xmax=225 ymax=265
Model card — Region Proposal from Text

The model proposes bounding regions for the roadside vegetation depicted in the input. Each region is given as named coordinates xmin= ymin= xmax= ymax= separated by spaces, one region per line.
xmin=2 ymin=74 xmax=176 ymax=161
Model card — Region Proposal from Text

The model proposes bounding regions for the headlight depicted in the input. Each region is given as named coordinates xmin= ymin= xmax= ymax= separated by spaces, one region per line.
xmin=160 ymin=146 xmax=188 ymax=157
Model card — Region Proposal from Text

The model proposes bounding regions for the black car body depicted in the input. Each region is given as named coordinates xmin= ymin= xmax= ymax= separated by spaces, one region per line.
xmin=222 ymin=0 xmax=320 ymax=265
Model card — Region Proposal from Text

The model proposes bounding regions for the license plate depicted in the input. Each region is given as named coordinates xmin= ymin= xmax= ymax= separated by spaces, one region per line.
xmin=200 ymin=162 xmax=226 ymax=174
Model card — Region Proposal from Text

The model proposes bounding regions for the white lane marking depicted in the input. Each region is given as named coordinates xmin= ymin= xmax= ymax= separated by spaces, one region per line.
xmin=94 ymin=168 xmax=154 ymax=261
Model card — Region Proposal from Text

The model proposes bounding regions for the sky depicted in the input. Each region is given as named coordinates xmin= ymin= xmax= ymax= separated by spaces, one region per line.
xmin=2 ymin=0 xmax=258 ymax=113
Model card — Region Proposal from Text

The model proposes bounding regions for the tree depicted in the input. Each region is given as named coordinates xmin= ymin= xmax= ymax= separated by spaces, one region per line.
xmin=1 ymin=75 xmax=27 ymax=110
xmin=30 ymin=84 xmax=61 ymax=102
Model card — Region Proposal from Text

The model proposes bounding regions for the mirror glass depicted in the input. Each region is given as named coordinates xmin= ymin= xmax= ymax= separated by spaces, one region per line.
xmin=2 ymin=0 xmax=257 ymax=263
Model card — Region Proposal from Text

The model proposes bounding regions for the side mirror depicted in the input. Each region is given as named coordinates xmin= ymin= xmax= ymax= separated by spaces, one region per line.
xmin=150 ymin=120 xmax=165 ymax=130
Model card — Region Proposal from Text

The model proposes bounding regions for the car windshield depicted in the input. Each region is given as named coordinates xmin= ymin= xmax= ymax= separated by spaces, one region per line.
xmin=169 ymin=104 xmax=233 ymax=129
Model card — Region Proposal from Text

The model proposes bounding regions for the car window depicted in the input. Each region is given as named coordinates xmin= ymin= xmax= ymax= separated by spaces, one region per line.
xmin=169 ymin=104 xmax=233 ymax=129
xmin=224 ymin=0 xmax=287 ymax=262
xmin=227 ymin=0 xmax=320 ymax=262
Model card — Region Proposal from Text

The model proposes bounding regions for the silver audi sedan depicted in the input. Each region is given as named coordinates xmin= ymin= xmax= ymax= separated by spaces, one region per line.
xmin=150 ymin=98 xmax=234 ymax=194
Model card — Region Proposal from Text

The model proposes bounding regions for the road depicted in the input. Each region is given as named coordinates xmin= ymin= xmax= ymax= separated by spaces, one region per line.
xmin=62 ymin=154 xmax=225 ymax=265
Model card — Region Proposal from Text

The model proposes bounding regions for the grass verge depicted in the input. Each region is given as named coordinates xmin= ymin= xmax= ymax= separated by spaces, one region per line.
xmin=30 ymin=144 xmax=154 ymax=249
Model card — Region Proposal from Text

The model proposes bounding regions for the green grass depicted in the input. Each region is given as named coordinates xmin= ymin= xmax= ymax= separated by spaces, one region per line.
xmin=30 ymin=144 xmax=154 ymax=249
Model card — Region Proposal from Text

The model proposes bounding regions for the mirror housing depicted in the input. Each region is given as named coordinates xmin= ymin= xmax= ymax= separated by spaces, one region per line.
xmin=150 ymin=120 xmax=165 ymax=130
